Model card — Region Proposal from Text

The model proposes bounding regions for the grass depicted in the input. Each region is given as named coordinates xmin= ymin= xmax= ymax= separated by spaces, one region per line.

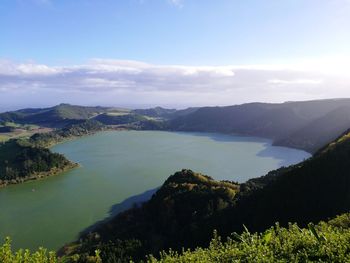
xmin=0 ymin=135 xmax=10 ymax=142
xmin=106 ymin=111 xmax=130 ymax=116
xmin=2 ymin=122 xmax=21 ymax=128
xmin=148 ymin=218 xmax=350 ymax=263
xmin=321 ymin=131 xmax=350 ymax=153
xmin=0 ymin=121 xmax=51 ymax=142
xmin=144 ymin=116 xmax=161 ymax=121
xmin=0 ymin=131 xmax=34 ymax=142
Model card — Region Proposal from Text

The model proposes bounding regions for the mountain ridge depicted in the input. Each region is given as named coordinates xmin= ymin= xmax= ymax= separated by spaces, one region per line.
xmin=3 ymin=98 xmax=350 ymax=154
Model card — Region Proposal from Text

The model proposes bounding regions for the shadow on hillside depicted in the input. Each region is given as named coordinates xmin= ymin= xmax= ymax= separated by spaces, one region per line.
xmin=175 ymin=131 xmax=310 ymax=167
xmin=257 ymin=147 xmax=310 ymax=167
xmin=174 ymin=131 xmax=270 ymax=144
xmin=78 ymin=187 xmax=159 ymax=237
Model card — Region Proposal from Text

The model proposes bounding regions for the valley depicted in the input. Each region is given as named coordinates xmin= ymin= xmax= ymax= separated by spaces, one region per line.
xmin=1 ymin=99 xmax=350 ymax=262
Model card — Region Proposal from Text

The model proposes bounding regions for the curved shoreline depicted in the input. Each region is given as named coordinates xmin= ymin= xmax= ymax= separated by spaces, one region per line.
xmin=0 ymin=128 xmax=312 ymax=189
xmin=0 ymin=162 xmax=79 ymax=188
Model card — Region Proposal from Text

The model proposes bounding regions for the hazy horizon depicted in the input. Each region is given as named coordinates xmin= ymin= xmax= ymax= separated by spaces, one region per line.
xmin=3 ymin=97 xmax=350 ymax=113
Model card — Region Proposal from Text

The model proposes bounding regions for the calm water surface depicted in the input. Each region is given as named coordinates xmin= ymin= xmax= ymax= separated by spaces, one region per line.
xmin=0 ymin=131 xmax=310 ymax=250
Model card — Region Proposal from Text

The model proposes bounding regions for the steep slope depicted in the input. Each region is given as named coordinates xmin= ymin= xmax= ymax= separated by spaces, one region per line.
xmin=63 ymin=170 xmax=239 ymax=260
xmin=282 ymin=98 xmax=350 ymax=119
xmin=169 ymin=99 xmax=350 ymax=152
xmin=221 ymin=129 xmax=350 ymax=234
xmin=235 ymin=106 xmax=309 ymax=139
xmin=169 ymin=103 xmax=277 ymax=132
xmin=275 ymin=106 xmax=350 ymax=153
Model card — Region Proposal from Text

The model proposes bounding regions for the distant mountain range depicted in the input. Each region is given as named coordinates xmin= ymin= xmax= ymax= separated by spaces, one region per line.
xmin=2 ymin=98 xmax=350 ymax=153
xmin=168 ymin=99 xmax=350 ymax=153
xmin=0 ymin=104 xmax=110 ymax=128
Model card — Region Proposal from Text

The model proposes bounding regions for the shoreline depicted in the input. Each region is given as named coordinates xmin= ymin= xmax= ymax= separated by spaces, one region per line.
xmin=50 ymin=128 xmax=314 ymax=157
xmin=0 ymin=126 xmax=127 ymax=189
xmin=0 ymin=162 xmax=79 ymax=188
xmin=44 ymin=126 xmax=129 ymax=148
xmin=0 ymin=128 xmax=312 ymax=189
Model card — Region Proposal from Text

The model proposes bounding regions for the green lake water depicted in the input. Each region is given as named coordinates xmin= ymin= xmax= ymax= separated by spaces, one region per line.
xmin=0 ymin=131 xmax=311 ymax=250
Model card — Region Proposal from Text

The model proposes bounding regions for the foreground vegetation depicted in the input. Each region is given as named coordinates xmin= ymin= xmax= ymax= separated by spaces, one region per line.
xmin=149 ymin=214 xmax=350 ymax=263
xmin=0 ymin=238 xmax=58 ymax=263
xmin=2 ymin=213 xmax=350 ymax=262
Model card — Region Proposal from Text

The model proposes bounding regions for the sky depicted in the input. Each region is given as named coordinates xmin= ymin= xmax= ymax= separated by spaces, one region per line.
xmin=0 ymin=0 xmax=350 ymax=110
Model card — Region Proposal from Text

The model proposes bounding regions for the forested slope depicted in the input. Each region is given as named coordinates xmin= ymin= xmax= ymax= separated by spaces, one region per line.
xmin=30 ymin=119 xmax=106 ymax=147
xmin=0 ymin=139 xmax=75 ymax=186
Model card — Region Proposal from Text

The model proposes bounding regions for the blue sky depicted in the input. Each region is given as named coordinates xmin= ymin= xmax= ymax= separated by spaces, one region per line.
xmin=0 ymin=0 xmax=350 ymax=110
xmin=1 ymin=0 xmax=350 ymax=65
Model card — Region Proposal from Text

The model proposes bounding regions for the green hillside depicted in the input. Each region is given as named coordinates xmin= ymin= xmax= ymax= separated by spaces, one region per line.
xmin=168 ymin=99 xmax=350 ymax=153
xmin=0 ymin=104 xmax=110 ymax=128
xmin=133 ymin=107 xmax=177 ymax=119
xmin=222 ymin=129 xmax=350 ymax=233
xmin=62 ymin=170 xmax=240 ymax=261
xmin=30 ymin=119 xmax=106 ymax=147
xmin=3 ymin=99 xmax=350 ymax=153
xmin=132 ymin=107 xmax=199 ymax=120
xmin=275 ymin=106 xmax=350 ymax=152
xmin=0 ymin=139 xmax=75 ymax=186
xmin=0 ymin=120 xmax=105 ymax=186
xmin=93 ymin=113 xmax=147 ymax=125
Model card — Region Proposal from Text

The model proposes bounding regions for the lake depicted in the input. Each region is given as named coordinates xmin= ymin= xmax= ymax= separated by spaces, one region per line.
xmin=0 ymin=131 xmax=311 ymax=250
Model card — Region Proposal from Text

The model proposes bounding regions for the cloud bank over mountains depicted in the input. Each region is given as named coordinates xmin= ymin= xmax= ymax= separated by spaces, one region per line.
xmin=0 ymin=58 xmax=349 ymax=110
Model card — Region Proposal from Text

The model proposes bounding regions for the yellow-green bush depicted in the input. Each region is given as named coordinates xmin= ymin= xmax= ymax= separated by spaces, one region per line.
xmin=0 ymin=238 xmax=58 ymax=263
xmin=3 ymin=214 xmax=350 ymax=262
xmin=148 ymin=218 xmax=350 ymax=263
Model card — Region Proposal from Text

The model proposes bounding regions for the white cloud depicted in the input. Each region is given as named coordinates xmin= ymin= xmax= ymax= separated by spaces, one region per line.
xmin=268 ymin=79 xmax=323 ymax=85
xmin=168 ymin=0 xmax=183 ymax=8
xmin=0 ymin=58 xmax=350 ymax=109
xmin=0 ymin=60 xmax=61 ymax=75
